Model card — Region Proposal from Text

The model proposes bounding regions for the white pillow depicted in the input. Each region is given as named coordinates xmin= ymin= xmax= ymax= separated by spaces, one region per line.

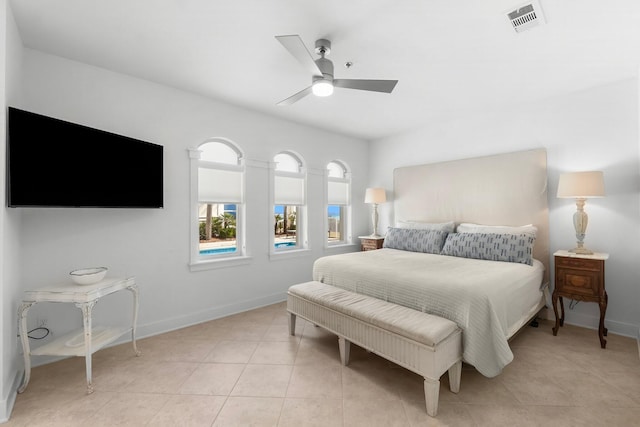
xmin=395 ymin=221 xmax=455 ymax=233
xmin=456 ymin=223 xmax=538 ymax=236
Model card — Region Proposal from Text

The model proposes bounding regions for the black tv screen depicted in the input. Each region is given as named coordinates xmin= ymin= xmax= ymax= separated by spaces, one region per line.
xmin=7 ymin=107 xmax=164 ymax=208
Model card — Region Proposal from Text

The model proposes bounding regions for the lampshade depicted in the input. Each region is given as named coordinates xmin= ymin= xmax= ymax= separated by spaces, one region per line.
xmin=312 ymin=79 xmax=333 ymax=97
xmin=364 ymin=187 xmax=386 ymax=204
xmin=557 ymin=171 xmax=605 ymax=199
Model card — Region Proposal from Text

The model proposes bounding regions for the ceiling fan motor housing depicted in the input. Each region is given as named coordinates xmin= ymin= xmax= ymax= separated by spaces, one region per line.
xmin=314 ymin=57 xmax=334 ymax=82
xmin=314 ymin=39 xmax=331 ymax=56
xmin=314 ymin=39 xmax=334 ymax=84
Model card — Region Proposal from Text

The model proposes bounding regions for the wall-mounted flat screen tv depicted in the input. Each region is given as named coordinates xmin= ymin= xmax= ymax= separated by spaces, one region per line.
xmin=7 ymin=107 xmax=164 ymax=208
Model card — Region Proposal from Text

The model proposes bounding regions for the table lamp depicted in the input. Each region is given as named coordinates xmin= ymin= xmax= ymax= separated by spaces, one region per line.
xmin=557 ymin=171 xmax=605 ymax=255
xmin=364 ymin=187 xmax=386 ymax=238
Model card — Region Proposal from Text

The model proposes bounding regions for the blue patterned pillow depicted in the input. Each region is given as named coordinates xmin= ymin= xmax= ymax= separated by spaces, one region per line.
xmin=441 ymin=232 xmax=536 ymax=266
xmin=383 ymin=228 xmax=449 ymax=254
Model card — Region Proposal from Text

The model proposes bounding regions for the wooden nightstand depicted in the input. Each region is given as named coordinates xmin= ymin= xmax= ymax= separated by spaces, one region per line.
xmin=552 ymin=250 xmax=609 ymax=348
xmin=358 ymin=236 xmax=384 ymax=251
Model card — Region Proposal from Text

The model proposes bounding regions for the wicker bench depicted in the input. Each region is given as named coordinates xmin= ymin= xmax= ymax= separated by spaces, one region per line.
xmin=287 ymin=281 xmax=462 ymax=417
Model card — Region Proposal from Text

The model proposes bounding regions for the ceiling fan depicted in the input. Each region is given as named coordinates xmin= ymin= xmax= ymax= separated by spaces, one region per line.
xmin=275 ymin=35 xmax=398 ymax=106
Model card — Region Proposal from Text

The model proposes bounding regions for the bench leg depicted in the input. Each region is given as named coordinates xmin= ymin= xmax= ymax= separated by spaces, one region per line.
xmin=423 ymin=377 xmax=440 ymax=417
xmin=448 ymin=360 xmax=461 ymax=393
xmin=288 ymin=312 xmax=296 ymax=336
xmin=338 ymin=336 xmax=351 ymax=365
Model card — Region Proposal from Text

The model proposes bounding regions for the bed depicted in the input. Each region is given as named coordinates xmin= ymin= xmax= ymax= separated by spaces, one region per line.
xmin=312 ymin=148 xmax=550 ymax=378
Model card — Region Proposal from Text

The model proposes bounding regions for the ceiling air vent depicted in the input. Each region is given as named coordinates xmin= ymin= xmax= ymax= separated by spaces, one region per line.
xmin=507 ymin=1 xmax=546 ymax=33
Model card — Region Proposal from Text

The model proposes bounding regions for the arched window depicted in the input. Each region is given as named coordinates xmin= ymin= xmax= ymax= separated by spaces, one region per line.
xmin=326 ymin=160 xmax=351 ymax=246
xmin=188 ymin=139 xmax=246 ymax=269
xmin=199 ymin=142 xmax=240 ymax=164
xmin=272 ymin=151 xmax=307 ymax=253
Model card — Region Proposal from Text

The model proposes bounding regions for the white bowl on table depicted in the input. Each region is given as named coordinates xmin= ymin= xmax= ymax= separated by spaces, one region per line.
xmin=69 ymin=267 xmax=108 ymax=285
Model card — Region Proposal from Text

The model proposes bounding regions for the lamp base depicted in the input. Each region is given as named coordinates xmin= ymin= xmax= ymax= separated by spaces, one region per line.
xmin=570 ymin=200 xmax=593 ymax=255
xmin=367 ymin=234 xmax=384 ymax=239
xmin=569 ymin=247 xmax=594 ymax=255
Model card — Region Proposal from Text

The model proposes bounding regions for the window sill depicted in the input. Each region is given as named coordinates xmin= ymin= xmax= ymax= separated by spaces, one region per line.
xmin=325 ymin=242 xmax=359 ymax=251
xmin=190 ymin=255 xmax=253 ymax=271
xmin=324 ymin=243 xmax=360 ymax=252
xmin=269 ymin=248 xmax=311 ymax=261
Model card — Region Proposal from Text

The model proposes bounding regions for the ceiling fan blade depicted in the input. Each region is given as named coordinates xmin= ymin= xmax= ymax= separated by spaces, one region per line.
xmin=333 ymin=79 xmax=398 ymax=93
xmin=277 ymin=86 xmax=313 ymax=106
xmin=275 ymin=35 xmax=323 ymax=77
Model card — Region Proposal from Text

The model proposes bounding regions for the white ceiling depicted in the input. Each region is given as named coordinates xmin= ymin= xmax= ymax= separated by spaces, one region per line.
xmin=9 ymin=0 xmax=640 ymax=140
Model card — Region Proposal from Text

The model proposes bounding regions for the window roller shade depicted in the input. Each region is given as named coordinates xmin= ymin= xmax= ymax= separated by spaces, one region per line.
xmin=328 ymin=180 xmax=349 ymax=205
xmin=198 ymin=167 xmax=243 ymax=203
xmin=275 ymin=174 xmax=305 ymax=205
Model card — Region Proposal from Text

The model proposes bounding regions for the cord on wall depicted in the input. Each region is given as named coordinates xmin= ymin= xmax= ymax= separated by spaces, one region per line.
xmin=17 ymin=327 xmax=51 ymax=340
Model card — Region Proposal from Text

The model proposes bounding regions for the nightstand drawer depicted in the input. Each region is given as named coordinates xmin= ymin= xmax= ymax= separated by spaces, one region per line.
xmin=362 ymin=240 xmax=382 ymax=250
xmin=359 ymin=237 xmax=384 ymax=251
xmin=555 ymin=256 xmax=602 ymax=271
xmin=555 ymin=267 xmax=603 ymax=298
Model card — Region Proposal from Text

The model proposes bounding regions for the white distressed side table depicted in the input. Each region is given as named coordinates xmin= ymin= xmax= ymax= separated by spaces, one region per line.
xmin=17 ymin=277 xmax=141 ymax=394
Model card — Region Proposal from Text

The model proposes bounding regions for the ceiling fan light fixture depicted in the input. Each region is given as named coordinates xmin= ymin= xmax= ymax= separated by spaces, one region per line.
xmin=312 ymin=79 xmax=333 ymax=97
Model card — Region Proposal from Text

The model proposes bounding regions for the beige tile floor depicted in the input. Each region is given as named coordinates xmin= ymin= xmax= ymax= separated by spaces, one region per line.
xmin=5 ymin=302 xmax=640 ymax=426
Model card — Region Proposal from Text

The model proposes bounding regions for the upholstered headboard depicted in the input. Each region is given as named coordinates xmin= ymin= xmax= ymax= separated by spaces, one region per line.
xmin=393 ymin=148 xmax=549 ymax=282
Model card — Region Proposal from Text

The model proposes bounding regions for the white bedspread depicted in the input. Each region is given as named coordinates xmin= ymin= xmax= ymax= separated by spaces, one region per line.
xmin=312 ymin=248 xmax=544 ymax=377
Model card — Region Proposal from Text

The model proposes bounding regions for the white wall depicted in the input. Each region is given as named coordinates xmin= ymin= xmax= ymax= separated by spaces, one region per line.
xmin=370 ymin=78 xmax=640 ymax=338
xmin=1 ymin=0 xmax=23 ymax=422
xmin=6 ymin=32 xmax=638 ymax=423
xmin=12 ymin=49 xmax=369 ymax=366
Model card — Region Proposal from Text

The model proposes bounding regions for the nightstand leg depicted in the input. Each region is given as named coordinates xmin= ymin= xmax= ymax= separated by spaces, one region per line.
xmin=76 ymin=301 xmax=96 ymax=394
xmin=552 ymin=293 xmax=560 ymax=335
xmin=598 ymin=298 xmax=607 ymax=349
xmin=17 ymin=302 xmax=34 ymax=393
xmin=127 ymin=284 xmax=141 ymax=356
xmin=603 ymin=292 xmax=608 ymax=336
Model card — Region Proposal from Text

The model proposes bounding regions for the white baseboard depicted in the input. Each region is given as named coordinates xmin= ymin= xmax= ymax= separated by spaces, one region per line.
xmin=0 ymin=370 xmax=22 ymax=423
xmin=134 ymin=291 xmax=287 ymax=339
xmin=548 ymin=309 xmax=639 ymax=339
xmin=19 ymin=296 xmax=640 ymax=372
xmin=26 ymin=291 xmax=288 ymax=368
